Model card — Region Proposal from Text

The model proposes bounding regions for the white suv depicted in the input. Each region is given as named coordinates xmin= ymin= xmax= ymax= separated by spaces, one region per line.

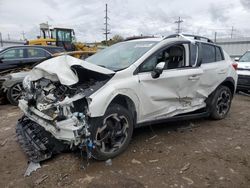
xmin=17 ymin=34 xmax=237 ymax=162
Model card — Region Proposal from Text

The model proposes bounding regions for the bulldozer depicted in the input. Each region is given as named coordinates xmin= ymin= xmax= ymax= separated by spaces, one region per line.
xmin=27 ymin=23 xmax=97 ymax=58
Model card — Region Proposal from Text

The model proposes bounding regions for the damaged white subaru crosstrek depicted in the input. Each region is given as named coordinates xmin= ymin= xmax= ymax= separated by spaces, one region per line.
xmin=17 ymin=34 xmax=237 ymax=163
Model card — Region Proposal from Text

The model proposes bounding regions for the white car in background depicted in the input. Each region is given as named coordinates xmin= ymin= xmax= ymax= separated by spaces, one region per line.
xmin=16 ymin=34 xmax=237 ymax=163
xmin=235 ymin=50 xmax=250 ymax=92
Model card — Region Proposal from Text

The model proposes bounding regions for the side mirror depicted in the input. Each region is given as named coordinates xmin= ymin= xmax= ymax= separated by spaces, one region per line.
xmin=234 ymin=57 xmax=239 ymax=62
xmin=151 ymin=62 xmax=165 ymax=79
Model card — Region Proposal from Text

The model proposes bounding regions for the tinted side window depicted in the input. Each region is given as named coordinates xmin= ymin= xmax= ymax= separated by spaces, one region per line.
xmin=201 ymin=43 xmax=215 ymax=64
xmin=27 ymin=48 xmax=50 ymax=58
xmin=215 ymin=47 xmax=223 ymax=61
xmin=2 ymin=49 xmax=24 ymax=59
xmin=139 ymin=44 xmax=186 ymax=72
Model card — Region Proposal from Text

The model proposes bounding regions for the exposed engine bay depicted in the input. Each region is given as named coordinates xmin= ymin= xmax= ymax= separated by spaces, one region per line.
xmin=17 ymin=55 xmax=114 ymax=163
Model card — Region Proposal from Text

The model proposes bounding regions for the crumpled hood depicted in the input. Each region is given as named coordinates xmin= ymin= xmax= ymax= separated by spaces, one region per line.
xmin=29 ymin=55 xmax=115 ymax=85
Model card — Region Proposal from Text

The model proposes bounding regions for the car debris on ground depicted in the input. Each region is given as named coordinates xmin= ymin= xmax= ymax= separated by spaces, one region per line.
xmin=24 ymin=162 xmax=41 ymax=176
xmin=105 ymin=159 xmax=112 ymax=166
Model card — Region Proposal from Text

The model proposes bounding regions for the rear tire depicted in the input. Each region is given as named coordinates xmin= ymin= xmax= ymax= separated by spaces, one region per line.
xmin=210 ymin=85 xmax=232 ymax=120
xmin=89 ymin=104 xmax=134 ymax=160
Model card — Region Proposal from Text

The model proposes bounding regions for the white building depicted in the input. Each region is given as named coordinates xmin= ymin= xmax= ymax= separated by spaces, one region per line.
xmin=0 ymin=39 xmax=26 ymax=49
xmin=216 ymin=37 xmax=250 ymax=58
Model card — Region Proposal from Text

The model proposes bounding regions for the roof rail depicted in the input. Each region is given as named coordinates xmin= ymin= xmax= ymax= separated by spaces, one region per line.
xmin=165 ymin=33 xmax=214 ymax=43
xmin=124 ymin=35 xmax=156 ymax=41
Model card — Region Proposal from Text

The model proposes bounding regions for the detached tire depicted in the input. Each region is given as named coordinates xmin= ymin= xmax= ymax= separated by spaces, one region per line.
xmin=89 ymin=104 xmax=134 ymax=160
xmin=7 ymin=82 xmax=23 ymax=106
xmin=210 ymin=85 xmax=232 ymax=120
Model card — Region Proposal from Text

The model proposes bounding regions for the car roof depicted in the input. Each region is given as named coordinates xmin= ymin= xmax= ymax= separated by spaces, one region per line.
xmin=0 ymin=45 xmax=65 ymax=54
xmin=1 ymin=45 xmax=64 ymax=50
xmin=125 ymin=34 xmax=216 ymax=46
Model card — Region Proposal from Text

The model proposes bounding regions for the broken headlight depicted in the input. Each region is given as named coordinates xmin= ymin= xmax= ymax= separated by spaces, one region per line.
xmin=23 ymin=75 xmax=32 ymax=92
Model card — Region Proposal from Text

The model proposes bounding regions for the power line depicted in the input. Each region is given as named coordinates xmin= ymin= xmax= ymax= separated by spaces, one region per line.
xmin=174 ymin=17 xmax=183 ymax=34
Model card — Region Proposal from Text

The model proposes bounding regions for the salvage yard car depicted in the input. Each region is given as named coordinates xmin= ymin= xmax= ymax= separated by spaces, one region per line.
xmin=0 ymin=71 xmax=29 ymax=105
xmin=16 ymin=34 xmax=238 ymax=163
xmin=0 ymin=45 xmax=65 ymax=105
xmin=0 ymin=50 xmax=93 ymax=105
xmin=235 ymin=50 xmax=250 ymax=93
xmin=0 ymin=45 xmax=65 ymax=72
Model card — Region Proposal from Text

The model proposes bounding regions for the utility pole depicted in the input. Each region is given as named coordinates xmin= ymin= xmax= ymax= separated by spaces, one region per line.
xmin=175 ymin=17 xmax=183 ymax=34
xmin=103 ymin=3 xmax=110 ymax=45
xmin=21 ymin=31 xmax=26 ymax=40
xmin=0 ymin=32 xmax=3 ymax=47
xmin=230 ymin=26 xmax=235 ymax=38
xmin=8 ymin=33 xmax=10 ymax=40
xmin=214 ymin=32 xmax=217 ymax=43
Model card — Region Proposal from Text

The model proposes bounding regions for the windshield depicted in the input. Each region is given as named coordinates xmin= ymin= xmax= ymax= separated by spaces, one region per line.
xmin=239 ymin=51 xmax=250 ymax=62
xmin=57 ymin=30 xmax=72 ymax=42
xmin=86 ymin=41 xmax=157 ymax=71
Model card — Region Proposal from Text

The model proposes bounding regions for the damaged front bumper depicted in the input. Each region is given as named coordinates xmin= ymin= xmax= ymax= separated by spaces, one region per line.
xmin=16 ymin=116 xmax=68 ymax=162
xmin=18 ymin=99 xmax=87 ymax=145
xmin=17 ymin=98 xmax=94 ymax=163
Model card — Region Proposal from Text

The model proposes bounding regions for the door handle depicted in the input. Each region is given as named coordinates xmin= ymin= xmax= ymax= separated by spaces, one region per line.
xmin=188 ymin=75 xmax=200 ymax=80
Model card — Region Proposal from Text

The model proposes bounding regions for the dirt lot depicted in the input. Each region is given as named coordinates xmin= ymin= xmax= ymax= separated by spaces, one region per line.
xmin=0 ymin=94 xmax=250 ymax=188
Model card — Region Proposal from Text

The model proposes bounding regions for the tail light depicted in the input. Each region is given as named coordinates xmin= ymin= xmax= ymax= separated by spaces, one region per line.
xmin=232 ymin=63 xmax=238 ymax=70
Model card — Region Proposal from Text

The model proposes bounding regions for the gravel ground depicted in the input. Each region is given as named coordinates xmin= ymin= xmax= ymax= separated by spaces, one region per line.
xmin=0 ymin=94 xmax=250 ymax=188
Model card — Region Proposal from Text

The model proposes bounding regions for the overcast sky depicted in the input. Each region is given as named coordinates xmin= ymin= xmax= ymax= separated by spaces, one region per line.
xmin=0 ymin=0 xmax=250 ymax=42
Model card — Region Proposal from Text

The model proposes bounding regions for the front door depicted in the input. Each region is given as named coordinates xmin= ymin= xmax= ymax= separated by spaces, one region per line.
xmin=136 ymin=42 xmax=204 ymax=123
xmin=0 ymin=48 xmax=25 ymax=71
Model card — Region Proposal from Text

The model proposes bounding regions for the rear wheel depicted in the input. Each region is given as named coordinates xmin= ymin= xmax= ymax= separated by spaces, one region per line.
xmin=210 ymin=85 xmax=232 ymax=120
xmin=90 ymin=104 xmax=133 ymax=160
xmin=7 ymin=82 xmax=23 ymax=105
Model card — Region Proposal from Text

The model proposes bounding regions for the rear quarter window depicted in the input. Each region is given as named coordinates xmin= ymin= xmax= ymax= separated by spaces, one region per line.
xmin=27 ymin=48 xmax=50 ymax=58
xmin=200 ymin=43 xmax=224 ymax=64
xmin=201 ymin=43 xmax=215 ymax=64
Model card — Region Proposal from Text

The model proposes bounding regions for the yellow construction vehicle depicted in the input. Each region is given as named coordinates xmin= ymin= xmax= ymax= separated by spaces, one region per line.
xmin=27 ymin=23 xmax=97 ymax=57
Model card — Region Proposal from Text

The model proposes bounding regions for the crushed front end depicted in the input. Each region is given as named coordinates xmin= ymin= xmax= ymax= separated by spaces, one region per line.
xmin=16 ymin=55 xmax=114 ymax=163
xmin=17 ymin=77 xmax=94 ymax=162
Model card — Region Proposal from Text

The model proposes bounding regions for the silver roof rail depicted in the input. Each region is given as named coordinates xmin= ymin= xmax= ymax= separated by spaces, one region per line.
xmin=164 ymin=33 xmax=214 ymax=43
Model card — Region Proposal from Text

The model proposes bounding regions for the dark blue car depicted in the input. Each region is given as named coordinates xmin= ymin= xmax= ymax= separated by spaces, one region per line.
xmin=0 ymin=45 xmax=65 ymax=72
